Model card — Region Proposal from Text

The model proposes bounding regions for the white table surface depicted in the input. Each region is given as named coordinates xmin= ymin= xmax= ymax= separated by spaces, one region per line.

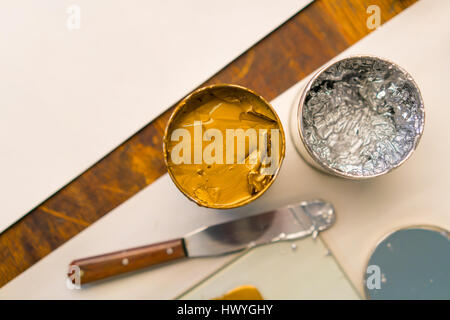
xmin=1 ymin=0 xmax=449 ymax=299
xmin=0 ymin=0 xmax=310 ymax=233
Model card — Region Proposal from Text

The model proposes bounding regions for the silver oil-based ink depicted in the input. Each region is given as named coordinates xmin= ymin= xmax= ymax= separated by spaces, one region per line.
xmin=291 ymin=55 xmax=424 ymax=179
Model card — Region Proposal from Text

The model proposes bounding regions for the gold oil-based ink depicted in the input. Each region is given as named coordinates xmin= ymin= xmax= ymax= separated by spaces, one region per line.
xmin=214 ymin=285 xmax=264 ymax=300
xmin=163 ymin=84 xmax=285 ymax=209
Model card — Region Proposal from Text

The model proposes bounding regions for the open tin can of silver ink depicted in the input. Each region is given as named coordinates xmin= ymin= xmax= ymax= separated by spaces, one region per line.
xmin=290 ymin=55 xmax=425 ymax=179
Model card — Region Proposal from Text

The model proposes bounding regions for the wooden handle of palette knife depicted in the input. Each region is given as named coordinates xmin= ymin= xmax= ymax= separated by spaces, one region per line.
xmin=68 ymin=239 xmax=186 ymax=285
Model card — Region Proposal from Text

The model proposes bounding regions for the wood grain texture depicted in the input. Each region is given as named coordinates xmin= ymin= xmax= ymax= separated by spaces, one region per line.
xmin=69 ymin=239 xmax=186 ymax=285
xmin=0 ymin=0 xmax=417 ymax=287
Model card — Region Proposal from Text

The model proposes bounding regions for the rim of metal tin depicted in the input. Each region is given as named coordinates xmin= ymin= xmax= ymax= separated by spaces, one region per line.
xmin=163 ymin=83 xmax=286 ymax=209
xmin=296 ymin=54 xmax=426 ymax=180
xmin=362 ymin=224 xmax=449 ymax=300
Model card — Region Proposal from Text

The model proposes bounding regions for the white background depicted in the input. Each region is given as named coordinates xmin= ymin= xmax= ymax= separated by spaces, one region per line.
xmin=1 ymin=0 xmax=449 ymax=299
xmin=0 ymin=0 xmax=310 ymax=233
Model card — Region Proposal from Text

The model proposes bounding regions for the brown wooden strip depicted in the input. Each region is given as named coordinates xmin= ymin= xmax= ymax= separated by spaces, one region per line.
xmin=0 ymin=0 xmax=417 ymax=287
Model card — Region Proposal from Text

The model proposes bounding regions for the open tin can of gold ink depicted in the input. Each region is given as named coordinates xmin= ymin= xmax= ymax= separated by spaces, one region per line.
xmin=163 ymin=84 xmax=286 ymax=209
xmin=290 ymin=55 xmax=425 ymax=179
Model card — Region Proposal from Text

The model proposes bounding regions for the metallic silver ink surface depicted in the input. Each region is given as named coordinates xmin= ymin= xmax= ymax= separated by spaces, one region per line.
xmin=299 ymin=56 xmax=424 ymax=178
